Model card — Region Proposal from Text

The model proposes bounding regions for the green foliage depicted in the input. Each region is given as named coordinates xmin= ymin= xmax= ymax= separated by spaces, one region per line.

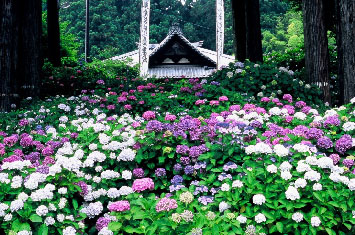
xmin=208 ymin=61 xmax=324 ymax=107
xmin=41 ymin=59 xmax=139 ymax=97
xmin=59 ymin=0 xmax=291 ymax=58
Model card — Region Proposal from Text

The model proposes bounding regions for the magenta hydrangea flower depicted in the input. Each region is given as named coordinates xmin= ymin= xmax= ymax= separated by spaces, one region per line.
xmin=283 ymin=94 xmax=293 ymax=103
xmin=329 ymin=154 xmax=340 ymax=165
xmin=229 ymin=105 xmax=241 ymax=112
xmin=143 ymin=111 xmax=156 ymax=120
xmin=323 ymin=115 xmax=340 ymax=128
xmin=108 ymin=201 xmax=130 ymax=212
xmin=117 ymin=96 xmax=127 ymax=103
xmin=124 ymin=104 xmax=132 ymax=110
xmin=155 ymin=197 xmax=178 ymax=212
xmin=209 ymin=100 xmax=219 ymax=106
xmin=195 ymin=100 xmax=205 ymax=105
xmin=219 ymin=96 xmax=228 ymax=101
xmin=260 ymin=97 xmax=270 ymax=102
xmin=132 ymin=178 xmax=155 ymax=192
xmin=295 ymin=101 xmax=306 ymax=108
xmin=165 ymin=114 xmax=176 ymax=121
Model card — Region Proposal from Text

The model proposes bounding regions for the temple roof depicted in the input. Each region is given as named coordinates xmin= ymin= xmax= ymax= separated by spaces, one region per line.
xmin=111 ymin=26 xmax=234 ymax=78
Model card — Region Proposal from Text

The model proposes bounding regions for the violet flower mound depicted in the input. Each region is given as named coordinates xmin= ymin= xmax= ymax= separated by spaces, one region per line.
xmin=155 ymin=197 xmax=178 ymax=212
xmin=108 ymin=201 xmax=130 ymax=212
xmin=132 ymin=178 xmax=155 ymax=192
xmin=335 ymin=134 xmax=353 ymax=154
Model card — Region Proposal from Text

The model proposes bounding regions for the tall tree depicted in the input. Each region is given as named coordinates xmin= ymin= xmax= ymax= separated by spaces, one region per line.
xmin=47 ymin=0 xmax=61 ymax=66
xmin=0 ymin=0 xmax=19 ymax=111
xmin=0 ymin=0 xmax=42 ymax=111
xmin=302 ymin=0 xmax=331 ymax=104
xmin=230 ymin=0 xmax=263 ymax=62
xmin=18 ymin=0 xmax=42 ymax=98
xmin=231 ymin=0 xmax=246 ymax=61
xmin=245 ymin=0 xmax=263 ymax=62
xmin=336 ymin=0 xmax=355 ymax=104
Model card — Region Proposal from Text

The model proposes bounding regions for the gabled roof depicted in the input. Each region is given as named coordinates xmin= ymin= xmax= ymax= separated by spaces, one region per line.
xmin=111 ymin=25 xmax=235 ymax=78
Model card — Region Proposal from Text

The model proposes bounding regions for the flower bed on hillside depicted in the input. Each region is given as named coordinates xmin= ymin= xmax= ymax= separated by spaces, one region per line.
xmin=0 ymin=64 xmax=354 ymax=235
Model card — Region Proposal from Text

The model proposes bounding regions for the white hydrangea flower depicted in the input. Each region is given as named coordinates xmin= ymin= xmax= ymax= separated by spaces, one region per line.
xmin=285 ymin=186 xmax=300 ymax=200
xmin=348 ymin=179 xmax=355 ymax=191
xmin=117 ymin=148 xmax=136 ymax=161
xmin=63 ymin=226 xmax=76 ymax=235
xmin=236 ymin=215 xmax=247 ymax=223
xmin=317 ymin=157 xmax=334 ymax=169
xmin=58 ymin=187 xmax=68 ymax=195
xmin=36 ymin=205 xmax=48 ymax=216
xmin=252 ymin=194 xmax=266 ymax=205
xmin=18 ymin=192 xmax=29 ymax=202
xmin=313 ymin=183 xmax=322 ymax=191
xmin=266 ymin=164 xmax=277 ymax=173
xmin=17 ymin=231 xmax=32 ymax=235
xmin=296 ymin=161 xmax=311 ymax=173
xmin=4 ymin=213 xmax=12 ymax=221
xmin=58 ymin=198 xmax=67 ymax=209
xmin=280 ymin=162 xmax=292 ymax=171
xmin=294 ymin=112 xmax=307 ymax=120
xmin=281 ymin=171 xmax=292 ymax=180
xmin=121 ymin=170 xmax=132 ymax=180
xmin=292 ymin=212 xmax=303 ymax=223
xmin=293 ymin=144 xmax=310 ymax=153
xmin=343 ymin=122 xmax=355 ymax=132
xmin=255 ymin=213 xmax=266 ymax=223
xmin=57 ymin=214 xmax=65 ymax=223
xmin=232 ymin=180 xmax=243 ymax=188
xmin=98 ymin=227 xmax=114 ymax=235
xmin=274 ymin=144 xmax=289 ymax=157
xmin=219 ymin=201 xmax=230 ymax=212
xmin=107 ymin=188 xmax=120 ymax=198
xmin=11 ymin=175 xmax=23 ymax=189
xmin=294 ymin=178 xmax=307 ymax=188
xmin=101 ymin=170 xmax=120 ymax=179
xmin=89 ymin=143 xmax=98 ymax=151
xmin=118 ymin=186 xmax=133 ymax=196
xmin=221 ymin=183 xmax=230 ymax=192
xmin=10 ymin=200 xmax=24 ymax=212
xmin=311 ymin=216 xmax=321 ymax=227
xmin=80 ymin=202 xmax=103 ymax=219
xmin=304 ymin=170 xmax=321 ymax=182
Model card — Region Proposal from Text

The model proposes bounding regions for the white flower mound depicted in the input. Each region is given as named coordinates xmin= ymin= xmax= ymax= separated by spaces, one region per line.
xmin=117 ymin=148 xmax=136 ymax=161
xmin=266 ymin=164 xmax=277 ymax=173
xmin=255 ymin=213 xmax=266 ymax=223
xmin=252 ymin=194 xmax=266 ymax=205
xmin=273 ymin=144 xmax=289 ymax=157
xmin=285 ymin=186 xmax=300 ymax=200
xmin=311 ymin=216 xmax=321 ymax=227
xmin=292 ymin=212 xmax=304 ymax=223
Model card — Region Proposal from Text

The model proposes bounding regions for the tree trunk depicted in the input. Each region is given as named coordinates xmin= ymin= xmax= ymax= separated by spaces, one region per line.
xmin=336 ymin=0 xmax=355 ymax=104
xmin=47 ymin=0 xmax=61 ymax=66
xmin=0 ymin=0 xmax=19 ymax=112
xmin=245 ymin=0 xmax=263 ymax=63
xmin=18 ymin=0 xmax=42 ymax=98
xmin=302 ymin=0 xmax=331 ymax=104
xmin=231 ymin=0 xmax=246 ymax=62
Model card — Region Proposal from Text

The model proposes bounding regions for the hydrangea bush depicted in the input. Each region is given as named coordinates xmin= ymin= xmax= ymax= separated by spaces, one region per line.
xmin=0 ymin=63 xmax=354 ymax=235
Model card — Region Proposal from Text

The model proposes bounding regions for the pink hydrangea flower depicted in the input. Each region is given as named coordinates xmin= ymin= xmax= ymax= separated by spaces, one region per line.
xmin=219 ymin=96 xmax=228 ymax=101
xmin=229 ymin=105 xmax=241 ymax=112
xmin=143 ymin=111 xmax=156 ymax=120
xmin=195 ymin=100 xmax=205 ymax=105
xmin=155 ymin=197 xmax=178 ymax=212
xmin=209 ymin=100 xmax=219 ymax=106
xmin=165 ymin=114 xmax=176 ymax=121
xmin=260 ymin=97 xmax=270 ymax=102
xmin=108 ymin=201 xmax=130 ymax=212
xmin=132 ymin=178 xmax=155 ymax=192
xmin=283 ymin=94 xmax=293 ymax=103
xmin=124 ymin=104 xmax=132 ymax=110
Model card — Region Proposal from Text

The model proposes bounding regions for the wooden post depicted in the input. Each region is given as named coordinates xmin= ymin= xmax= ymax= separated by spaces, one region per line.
xmin=85 ymin=0 xmax=90 ymax=62
xmin=216 ymin=0 xmax=224 ymax=69
xmin=139 ymin=0 xmax=150 ymax=77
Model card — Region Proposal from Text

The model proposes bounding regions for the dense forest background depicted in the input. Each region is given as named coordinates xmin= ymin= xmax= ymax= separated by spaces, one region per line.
xmin=56 ymin=0 xmax=303 ymax=60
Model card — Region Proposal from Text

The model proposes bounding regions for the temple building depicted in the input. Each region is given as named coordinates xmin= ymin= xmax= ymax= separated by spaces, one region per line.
xmin=112 ymin=26 xmax=234 ymax=78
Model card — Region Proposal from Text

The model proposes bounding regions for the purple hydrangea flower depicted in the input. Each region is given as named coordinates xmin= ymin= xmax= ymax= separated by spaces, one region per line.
xmin=335 ymin=135 xmax=352 ymax=154
xmin=171 ymin=175 xmax=183 ymax=185
xmin=155 ymin=168 xmax=166 ymax=177
xmin=173 ymin=163 xmax=182 ymax=172
xmin=184 ymin=165 xmax=194 ymax=175
xmin=317 ymin=136 xmax=333 ymax=149
xmin=133 ymin=168 xmax=145 ymax=178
